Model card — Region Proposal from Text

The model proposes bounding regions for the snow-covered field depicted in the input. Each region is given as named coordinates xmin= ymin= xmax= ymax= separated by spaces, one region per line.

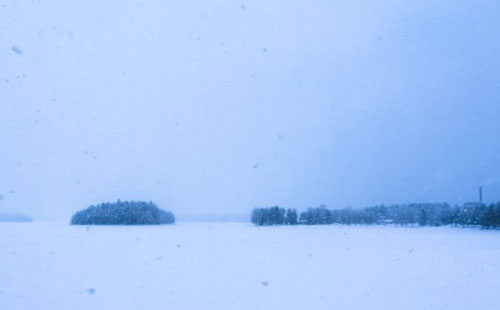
xmin=1 ymin=222 xmax=499 ymax=310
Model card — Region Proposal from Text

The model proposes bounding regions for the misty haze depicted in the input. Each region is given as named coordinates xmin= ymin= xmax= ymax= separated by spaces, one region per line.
xmin=1 ymin=1 xmax=499 ymax=310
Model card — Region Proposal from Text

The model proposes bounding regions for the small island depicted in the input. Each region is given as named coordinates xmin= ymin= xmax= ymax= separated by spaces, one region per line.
xmin=70 ymin=200 xmax=175 ymax=225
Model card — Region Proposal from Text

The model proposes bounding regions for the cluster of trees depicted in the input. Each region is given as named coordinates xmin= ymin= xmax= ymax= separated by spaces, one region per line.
xmin=482 ymin=203 xmax=500 ymax=228
xmin=299 ymin=204 xmax=452 ymax=226
xmin=70 ymin=200 xmax=175 ymax=225
xmin=251 ymin=207 xmax=298 ymax=225
xmin=251 ymin=202 xmax=500 ymax=229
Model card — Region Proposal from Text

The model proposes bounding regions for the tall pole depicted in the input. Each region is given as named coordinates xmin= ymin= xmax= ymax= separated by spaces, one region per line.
xmin=479 ymin=186 xmax=483 ymax=205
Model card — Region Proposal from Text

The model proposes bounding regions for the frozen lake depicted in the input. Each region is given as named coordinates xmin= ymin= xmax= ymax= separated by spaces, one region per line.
xmin=1 ymin=222 xmax=499 ymax=310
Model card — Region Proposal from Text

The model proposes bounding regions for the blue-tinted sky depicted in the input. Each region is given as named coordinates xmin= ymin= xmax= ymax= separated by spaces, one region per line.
xmin=1 ymin=0 xmax=499 ymax=220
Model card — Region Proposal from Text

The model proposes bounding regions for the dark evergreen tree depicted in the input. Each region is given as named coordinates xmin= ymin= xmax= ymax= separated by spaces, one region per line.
xmin=285 ymin=209 xmax=298 ymax=225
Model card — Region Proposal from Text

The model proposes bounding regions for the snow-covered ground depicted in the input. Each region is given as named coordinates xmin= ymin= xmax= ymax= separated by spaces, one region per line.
xmin=1 ymin=222 xmax=499 ymax=310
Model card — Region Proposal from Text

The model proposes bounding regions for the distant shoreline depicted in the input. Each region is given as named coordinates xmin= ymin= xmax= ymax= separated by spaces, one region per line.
xmin=0 ymin=213 xmax=33 ymax=222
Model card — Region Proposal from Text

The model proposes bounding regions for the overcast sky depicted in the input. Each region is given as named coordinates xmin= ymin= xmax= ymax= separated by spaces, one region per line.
xmin=1 ymin=0 xmax=500 ymax=220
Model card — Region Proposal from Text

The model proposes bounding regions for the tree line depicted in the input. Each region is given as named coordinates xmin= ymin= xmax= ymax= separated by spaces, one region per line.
xmin=251 ymin=202 xmax=500 ymax=229
xmin=70 ymin=200 xmax=175 ymax=225
xmin=251 ymin=207 xmax=298 ymax=225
